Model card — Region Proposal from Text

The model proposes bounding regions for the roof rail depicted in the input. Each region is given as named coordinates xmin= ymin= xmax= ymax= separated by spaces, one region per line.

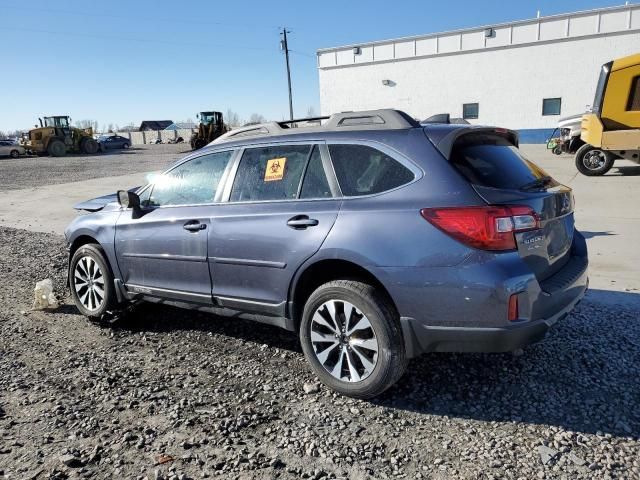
xmin=211 ymin=109 xmax=420 ymax=144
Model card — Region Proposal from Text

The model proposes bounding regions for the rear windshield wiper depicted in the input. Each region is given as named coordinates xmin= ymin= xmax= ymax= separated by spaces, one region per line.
xmin=520 ymin=175 xmax=553 ymax=192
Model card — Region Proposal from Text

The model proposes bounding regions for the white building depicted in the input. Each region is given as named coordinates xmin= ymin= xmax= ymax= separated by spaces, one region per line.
xmin=317 ymin=3 xmax=640 ymax=142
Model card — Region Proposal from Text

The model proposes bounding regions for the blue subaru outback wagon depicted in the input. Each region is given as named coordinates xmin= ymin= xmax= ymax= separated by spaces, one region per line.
xmin=65 ymin=110 xmax=588 ymax=398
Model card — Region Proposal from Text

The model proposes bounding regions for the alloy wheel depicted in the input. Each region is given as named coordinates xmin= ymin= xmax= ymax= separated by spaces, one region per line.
xmin=310 ymin=300 xmax=379 ymax=382
xmin=583 ymin=149 xmax=607 ymax=170
xmin=73 ymin=256 xmax=105 ymax=312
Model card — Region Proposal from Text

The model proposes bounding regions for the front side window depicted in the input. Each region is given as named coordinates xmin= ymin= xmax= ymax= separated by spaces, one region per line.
xmin=230 ymin=145 xmax=311 ymax=202
xmin=328 ymin=144 xmax=414 ymax=196
xmin=542 ymin=98 xmax=562 ymax=116
xmin=627 ymin=76 xmax=640 ymax=111
xmin=147 ymin=150 xmax=233 ymax=207
xmin=463 ymin=103 xmax=479 ymax=120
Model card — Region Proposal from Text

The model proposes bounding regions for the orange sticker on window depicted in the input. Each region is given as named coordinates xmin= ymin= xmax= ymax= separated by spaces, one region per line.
xmin=264 ymin=157 xmax=287 ymax=182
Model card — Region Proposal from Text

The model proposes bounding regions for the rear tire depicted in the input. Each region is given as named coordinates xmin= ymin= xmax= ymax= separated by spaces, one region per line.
xmin=47 ymin=140 xmax=66 ymax=157
xmin=9 ymin=149 xmax=20 ymax=158
xmin=575 ymin=144 xmax=615 ymax=176
xmin=123 ymin=143 xmax=130 ymax=149
xmin=299 ymin=280 xmax=407 ymax=399
xmin=69 ymin=244 xmax=118 ymax=320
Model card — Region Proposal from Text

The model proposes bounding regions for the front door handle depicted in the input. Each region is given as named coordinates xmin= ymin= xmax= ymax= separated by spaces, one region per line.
xmin=183 ymin=220 xmax=206 ymax=232
xmin=287 ymin=215 xmax=319 ymax=229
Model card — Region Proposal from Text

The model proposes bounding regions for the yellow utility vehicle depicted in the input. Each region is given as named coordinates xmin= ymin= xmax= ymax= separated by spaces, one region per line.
xmin=21 ymin=116 xmax=98 ymax=157
xmin=190 ymin=111 xmax=228 ymax=150
xmin=576 ymin=53 xmax=640 ymax=175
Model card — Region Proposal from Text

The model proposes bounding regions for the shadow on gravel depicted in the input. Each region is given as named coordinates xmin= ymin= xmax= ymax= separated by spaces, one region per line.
xmin=112 ymin=303 xmax=301 ymax=353
xmin=372 ymin=291 xmax=640 ymax=439
xmin=92 ymin=291 xmax=638 ymax=439
xmin=98 ymin=149 xmax=142 ymax=156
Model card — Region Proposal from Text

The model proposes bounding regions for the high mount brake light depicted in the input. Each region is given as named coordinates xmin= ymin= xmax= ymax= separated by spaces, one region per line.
xmin=420 ymin=205 xmax=539 ymax=251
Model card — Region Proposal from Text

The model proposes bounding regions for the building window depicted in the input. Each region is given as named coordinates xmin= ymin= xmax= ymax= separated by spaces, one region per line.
xmin=542 ymin=98 xmax=562 ymax=116
xmin=463 ymin=103 xmax=479 ymax=120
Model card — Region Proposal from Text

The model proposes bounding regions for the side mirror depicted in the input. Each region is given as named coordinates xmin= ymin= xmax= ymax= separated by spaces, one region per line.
xmin=117 ymin=190 xmax=141 ymax=209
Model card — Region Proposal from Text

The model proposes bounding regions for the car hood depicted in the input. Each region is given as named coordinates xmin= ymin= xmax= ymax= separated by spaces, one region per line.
xmin=73 ymin=187 xmax=140 ymax=212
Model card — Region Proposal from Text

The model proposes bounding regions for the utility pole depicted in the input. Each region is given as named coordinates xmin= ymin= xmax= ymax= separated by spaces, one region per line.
xmin=280 ymin=28 xmax=294 ymax=121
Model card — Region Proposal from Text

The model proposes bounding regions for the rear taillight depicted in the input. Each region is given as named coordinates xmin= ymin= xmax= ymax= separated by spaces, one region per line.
xmin=420 ymin=205 xmax=539 ymax=251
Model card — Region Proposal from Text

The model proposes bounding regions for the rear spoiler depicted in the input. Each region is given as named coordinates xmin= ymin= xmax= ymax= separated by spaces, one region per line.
xmin=424 ymin=126 xmax=519 ymax=159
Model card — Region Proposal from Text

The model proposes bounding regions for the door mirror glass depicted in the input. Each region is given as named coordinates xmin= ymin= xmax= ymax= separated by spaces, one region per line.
xmin=117 ymin=190 xmax=141 ymax=209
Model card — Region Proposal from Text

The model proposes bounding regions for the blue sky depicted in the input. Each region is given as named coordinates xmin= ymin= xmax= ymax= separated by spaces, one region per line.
xmin=0 ymin=0 xmax=627 ymax=131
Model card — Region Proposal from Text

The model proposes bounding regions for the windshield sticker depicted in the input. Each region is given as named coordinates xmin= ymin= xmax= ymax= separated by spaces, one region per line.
xmin=264 ymin=157 xmax=287 ymax=182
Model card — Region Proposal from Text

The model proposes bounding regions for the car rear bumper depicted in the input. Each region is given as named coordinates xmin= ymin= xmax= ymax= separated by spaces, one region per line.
xmin=400 ymin=274 xmax=586 ymax=357
xmin=388 ymin=233 xmax=589 ymax=359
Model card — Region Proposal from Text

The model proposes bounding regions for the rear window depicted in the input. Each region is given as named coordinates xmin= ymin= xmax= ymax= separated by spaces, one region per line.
xmin=328 ymin=144 xmax=414 ymax=196
xmin=450 ymin=134 xmax=550 ymax=190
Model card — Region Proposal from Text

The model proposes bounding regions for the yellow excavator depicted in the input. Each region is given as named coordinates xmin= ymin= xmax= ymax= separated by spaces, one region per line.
xmin=21 ymin=116 xmax=98 ymax=157
xmin=575 ymin=52 xmax=640 ymax=175
xmin=190 ymin=111 xmax=229 ymax=150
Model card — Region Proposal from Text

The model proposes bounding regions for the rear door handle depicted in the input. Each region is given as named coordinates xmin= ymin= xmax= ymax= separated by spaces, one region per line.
xmin=183 ymin=220 xmax=206 ymax=232
xmin=287 ymin=215 xmax=319 ymax=229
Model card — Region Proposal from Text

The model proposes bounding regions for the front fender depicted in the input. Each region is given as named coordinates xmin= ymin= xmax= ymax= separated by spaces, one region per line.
xmin=65 ymin=210 xmax=121 ymax=280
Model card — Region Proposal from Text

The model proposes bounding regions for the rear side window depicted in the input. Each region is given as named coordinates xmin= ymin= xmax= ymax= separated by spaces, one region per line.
xmin=450 ymin=134 xmax=549 ymax=190
xmin=328 ymin=144 xmax=414 ymax=196
xmin=300 ymin=147 xmax=332 ymax=199
xmin=230 ymin=145 xmax=311 ymax=202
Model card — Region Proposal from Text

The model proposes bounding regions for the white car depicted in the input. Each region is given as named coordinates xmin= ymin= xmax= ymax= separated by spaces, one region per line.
xmin=0 ymin=140 xmax=25 ymax=158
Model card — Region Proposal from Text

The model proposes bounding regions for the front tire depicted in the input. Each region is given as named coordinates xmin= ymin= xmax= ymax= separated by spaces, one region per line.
xmin=299 ymin=280 xmax=407 ymax=399
xmin=123 ymin=143 xmax=130 ymax=149
xmin=69 ymin=244 xmax=117 ymax=319
xmin=575 ymin=144 xmax=615 ymax=176
xmin=80 ymin=137 xmax=99 ymax=154
xmin=47 ymin=140 xmax=66 ymax=157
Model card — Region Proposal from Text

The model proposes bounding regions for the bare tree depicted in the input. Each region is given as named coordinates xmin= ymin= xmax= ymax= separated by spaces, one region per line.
xmin=247 ymin=113 xmax=266 ymax=125
xmin=225 ymin=109 xmax=240 ymax=128
xmin=75 ymin=119 xmax=99 ymax=132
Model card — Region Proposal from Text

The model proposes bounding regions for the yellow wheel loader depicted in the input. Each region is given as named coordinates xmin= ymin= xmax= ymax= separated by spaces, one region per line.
xmin=576 ymin=53 xmax=640 ymax=176
xmin=21 ymin=116 xmax=98 ymax=157
xmin=190 ymin=111 xmax=228 ymax=150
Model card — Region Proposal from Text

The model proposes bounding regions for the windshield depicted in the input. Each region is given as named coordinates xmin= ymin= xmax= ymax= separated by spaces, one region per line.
xmin=200 ymin=113 xmax=217 ymax=124
xmin=44 ymin=117 xmax=69 ymax=128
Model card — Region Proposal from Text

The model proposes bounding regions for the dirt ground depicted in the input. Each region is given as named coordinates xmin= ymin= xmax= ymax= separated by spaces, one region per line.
xmin=0 ymin=145 xmax=638 ymax=480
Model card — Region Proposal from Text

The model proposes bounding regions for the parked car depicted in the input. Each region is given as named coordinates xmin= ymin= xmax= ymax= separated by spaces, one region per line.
xmin=546 ymin=114 xmax=585 ymax=155
xmin=97 ymin=135 xmax=130 ymax=151
xmin=65 ymin=109 xmax=588 ymax=399
xmin=0 ymin=140 xmax=25 ymax=158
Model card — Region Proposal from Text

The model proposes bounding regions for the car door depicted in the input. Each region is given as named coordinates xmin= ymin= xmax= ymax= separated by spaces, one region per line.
xmin=115 ymin=149 xmax=235 ymax=303
xmin=209 ymin=142 xmax=341 ymax=313
xmin=0 ymin=142 xmax=9 ymax=156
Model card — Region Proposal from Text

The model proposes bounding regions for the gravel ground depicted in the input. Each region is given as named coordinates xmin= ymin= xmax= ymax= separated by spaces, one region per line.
xmin=0 ymin=226 xmax=638 ymax=480
xmin=0 ymin=145 xmax=187 ymax=191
